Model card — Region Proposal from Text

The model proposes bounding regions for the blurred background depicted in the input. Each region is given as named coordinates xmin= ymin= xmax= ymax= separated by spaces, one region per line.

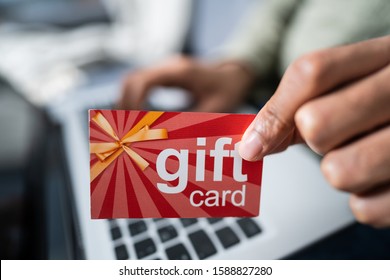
xmin=1 ymin=0 xmax=390 ymax=260
xmin=0 ymin=0 xmax=257 ymax=259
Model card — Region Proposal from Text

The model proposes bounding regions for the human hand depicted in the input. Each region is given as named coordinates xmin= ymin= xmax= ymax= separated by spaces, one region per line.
xmin=239 ymin=36 xmax=390 ymax=227
xmin=118 ymin=56 xmax=255 ymax=112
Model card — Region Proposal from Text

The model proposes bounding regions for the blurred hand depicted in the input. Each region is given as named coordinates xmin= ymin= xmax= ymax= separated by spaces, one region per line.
xmin=239 ymin=36 xmax=390 ymax=227
xmin=118 ymin=56 xmax=255 ymax=112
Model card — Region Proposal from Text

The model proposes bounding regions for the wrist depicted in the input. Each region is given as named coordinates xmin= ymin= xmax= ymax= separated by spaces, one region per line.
xmin=215 ymin=60 xmax=257 ymax=94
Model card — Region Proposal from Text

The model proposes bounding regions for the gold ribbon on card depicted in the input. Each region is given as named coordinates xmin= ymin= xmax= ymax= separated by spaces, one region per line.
xmin=90 ymin=112 xmax=167 ymax=182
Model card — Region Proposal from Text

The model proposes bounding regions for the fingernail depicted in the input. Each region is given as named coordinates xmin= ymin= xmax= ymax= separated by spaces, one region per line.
xmin=349 ymin=195 xmax=370 ymax=224
xmin=239 ymin=129 xmax=263 ymax=161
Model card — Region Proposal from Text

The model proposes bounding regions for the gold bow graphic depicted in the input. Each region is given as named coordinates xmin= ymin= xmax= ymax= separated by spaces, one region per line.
xmin=90 ymin=111 xmax=168 ymax=182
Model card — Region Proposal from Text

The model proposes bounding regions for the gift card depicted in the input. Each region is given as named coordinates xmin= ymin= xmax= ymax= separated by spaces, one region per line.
xmin=89 ymin=110 xmax=263 ymax=219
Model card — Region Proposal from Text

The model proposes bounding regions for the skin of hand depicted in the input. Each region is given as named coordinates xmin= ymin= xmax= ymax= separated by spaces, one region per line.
xmin=239 ymin=36 xmax=390 ymax=228
xmin=118 ymin=55 xmax=255 ymax=112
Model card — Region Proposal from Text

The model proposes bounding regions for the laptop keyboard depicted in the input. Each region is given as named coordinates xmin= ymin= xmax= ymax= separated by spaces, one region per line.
xmin=85 ymin=108 xmax=262 ymax=259
xmin=108 ymin=217 xmax=262 ymax=260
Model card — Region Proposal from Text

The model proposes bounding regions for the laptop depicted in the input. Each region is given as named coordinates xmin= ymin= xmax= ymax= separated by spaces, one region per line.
xmin=3 ymin=0 xmax=355 ymax=259
xmin=46 ymin=58 xmax=355 ymax=260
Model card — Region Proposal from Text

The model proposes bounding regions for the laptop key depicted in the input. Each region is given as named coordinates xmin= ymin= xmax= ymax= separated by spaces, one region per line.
xmin=110 ymin=226 xmax=122 ymax=240
xmin=134 ymin=238 xmax=156 ymax=259
xmin=158 ymin=225 xmax=178 ymax=242
xmin=207 ymin=218 xmax=223 ymax=224
xmin=166 ymin=244 xmax=192 ymax=260
xmin=188 ymin=230 xmax=217 ymax=259
xmin=115 ymin=244 xmax=129 ymax=260
xmin=237 ymin=218 xmax=262 ymax=238
xmin=215 ymin=227 xmax=240 ymax=249
xmin=180 ymin=218 xmax=198 ymax=227
xmin=128 ymin=221 xmax=147 ymax=236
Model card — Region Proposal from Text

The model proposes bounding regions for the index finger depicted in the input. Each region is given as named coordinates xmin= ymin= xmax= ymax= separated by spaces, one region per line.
xmin=239 ymin=36 xmax=390 ymax=161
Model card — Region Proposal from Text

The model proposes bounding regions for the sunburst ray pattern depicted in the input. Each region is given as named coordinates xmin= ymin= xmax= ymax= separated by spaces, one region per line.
xmin=90 ymin=110 xmax=263 ymax=218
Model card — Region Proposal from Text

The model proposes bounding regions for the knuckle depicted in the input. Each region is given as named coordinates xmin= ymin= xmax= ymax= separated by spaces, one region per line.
xmin=321 ymin=154 xmax=351 ymax=191
xmin=295 ymin=104 xmax=327 ymax=154
xmin=291 ymin=52 xmax=327 ymax=89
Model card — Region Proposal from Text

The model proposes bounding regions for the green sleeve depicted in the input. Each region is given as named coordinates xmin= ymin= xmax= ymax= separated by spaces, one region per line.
xmin=223 ymin=0 xmax=301 ymax=78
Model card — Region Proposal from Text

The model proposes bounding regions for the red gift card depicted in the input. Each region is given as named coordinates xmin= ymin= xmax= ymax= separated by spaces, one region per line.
xmin=89 ymin=110 xmax=263 ymax=219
